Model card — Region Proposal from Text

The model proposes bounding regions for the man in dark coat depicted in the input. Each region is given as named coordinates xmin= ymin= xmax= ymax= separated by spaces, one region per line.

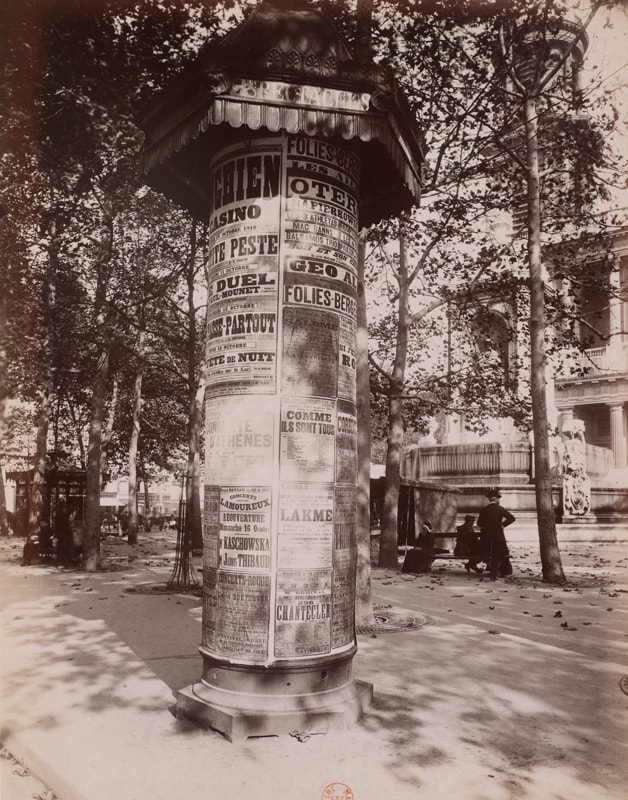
xmin=477 ymin=490 xmax=515 ymax=581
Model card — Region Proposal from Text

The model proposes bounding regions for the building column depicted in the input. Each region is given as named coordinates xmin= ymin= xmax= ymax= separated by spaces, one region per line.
xmin=607 ymin=269 xmax=624 ymax=368
xmin=609 ymin=269 xmax=622 ymax=337
xmin=609 ymin=402 xmax=627 ymax=469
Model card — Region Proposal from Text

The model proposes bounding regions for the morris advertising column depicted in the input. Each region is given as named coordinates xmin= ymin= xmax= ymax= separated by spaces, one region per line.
xmin=139 ymin=1 xmax=424 ymax=741
xmin=193 ymin=134 xmax=361 ymax=738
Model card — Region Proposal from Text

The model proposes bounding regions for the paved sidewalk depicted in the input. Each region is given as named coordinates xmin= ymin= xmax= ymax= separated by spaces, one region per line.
xmin=1 ymin=531 xmax=627 ymax=800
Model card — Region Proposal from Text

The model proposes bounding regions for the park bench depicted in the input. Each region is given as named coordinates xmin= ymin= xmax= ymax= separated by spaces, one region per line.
xmin=432 ymin=534 xmax=466 ymax=560
xmin=399 ymin=533 xmax=468 ymax=559
xmin=400 ymin=532 xmax=482 ymax=573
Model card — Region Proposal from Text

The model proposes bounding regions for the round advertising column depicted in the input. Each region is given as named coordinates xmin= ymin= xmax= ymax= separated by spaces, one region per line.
xmin=175 ymin=134 xmax=371 ymax=740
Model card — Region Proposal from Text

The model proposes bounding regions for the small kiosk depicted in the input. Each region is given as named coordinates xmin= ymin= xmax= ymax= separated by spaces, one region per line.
xmin=7 ymin=455 xmax=86 ymax=556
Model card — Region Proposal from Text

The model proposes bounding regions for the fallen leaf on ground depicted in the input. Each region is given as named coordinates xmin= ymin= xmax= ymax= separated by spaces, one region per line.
xmin=12 ymin=766 xmax=29 ymax=777
xmin=34 ymin=789 xmax=57 ymax=800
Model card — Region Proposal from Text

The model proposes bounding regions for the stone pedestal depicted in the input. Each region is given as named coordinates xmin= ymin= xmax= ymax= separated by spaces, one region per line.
xmin=175 ymin=652 xmax=373 ymax=741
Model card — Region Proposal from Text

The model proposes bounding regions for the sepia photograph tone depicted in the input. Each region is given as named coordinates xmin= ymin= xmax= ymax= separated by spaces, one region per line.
xmin=1 ymin=1 xmax=627 ymax=799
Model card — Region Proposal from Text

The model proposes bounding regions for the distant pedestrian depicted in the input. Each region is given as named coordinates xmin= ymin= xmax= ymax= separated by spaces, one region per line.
xmin=117 ymin=508 xmax=129 ymax=538
xmin=477 ymin=490 xmax=515 ymax=581
xmin=163 ymin=514 xmax=176 ymax=531
xmin=21 ymin=536 xmax=39 ymax=566
xmin=455 ymin=514 xmax=483 ymax=574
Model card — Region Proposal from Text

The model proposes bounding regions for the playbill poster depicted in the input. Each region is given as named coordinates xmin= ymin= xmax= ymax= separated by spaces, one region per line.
xmin=202 ymin=134 xmax=359 ymax=662
xmin=201 ymin=486 xmax=272 ymax=660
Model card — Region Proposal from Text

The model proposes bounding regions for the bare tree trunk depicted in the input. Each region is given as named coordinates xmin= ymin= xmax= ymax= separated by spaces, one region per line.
xmin=524 ymin=97 xmax=565 ymax=584
xmin=83 ymin=348 xmax=108 ymax=571
xmin=0 ymin=282 xmax=9 ymax=536
xmin=0 ymin=468 xmax=8 ymax=537
xmin=29 ymin=235 xmax=57 ymax=542
xmin=345 ymin=2 xmax=376 ymax=608
xmin=127 ymin=330 xmax=145 ymax=546
xmin=380 ymin=394 xmax=404 ymax=568
xmin=82 ymin=216 xmax=113 ymax=572
xmin=100 ymin=373 xmax=119 ymax=485
xmin=355 ymin=230 xmax=375 ymax=627
xmin=29 ymin=389 xmax=50 ymax=539
xmin=379 ymin=232 xmax=409 ymax=569
xmin=186 ymin=221 xmax=204 ymax=551
xmin=188 ymin=368 xmax=204 ymax=552
xmin=66 ymin=400 xmax=87 ymax=469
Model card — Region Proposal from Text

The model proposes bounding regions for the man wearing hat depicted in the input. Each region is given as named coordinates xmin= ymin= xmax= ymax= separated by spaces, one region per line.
xmin=477 ymin=490 xmax=516 ymax=581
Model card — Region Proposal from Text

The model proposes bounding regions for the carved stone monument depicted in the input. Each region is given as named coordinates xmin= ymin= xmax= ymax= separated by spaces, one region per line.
xmin=139 ymin=1 xmax=424 ymax=740
xmin=561 ymin=419 xmax=591 ymax=517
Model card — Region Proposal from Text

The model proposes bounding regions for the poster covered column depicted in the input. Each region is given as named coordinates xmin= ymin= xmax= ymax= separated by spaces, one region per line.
xmin=175 ymin=133 xmax=367 ymax=738
xmin=201 ymin=135 xmax=359 ymax=671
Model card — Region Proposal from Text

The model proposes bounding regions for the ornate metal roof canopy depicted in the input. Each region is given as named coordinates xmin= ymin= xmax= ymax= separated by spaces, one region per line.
xmin=139 ymin=1 xmax=426 ymax=228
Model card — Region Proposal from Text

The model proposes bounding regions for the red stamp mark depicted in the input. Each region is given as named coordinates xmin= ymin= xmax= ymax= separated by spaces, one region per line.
xmin=322 ymin=782 xmax=354 ymax=800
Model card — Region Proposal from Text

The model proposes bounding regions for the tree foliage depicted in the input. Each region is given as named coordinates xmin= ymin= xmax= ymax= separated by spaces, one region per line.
xmin=353 ymin=0 xmax=623 ymax=572
xmin=1 ymin=0 xmax=237 ymax=563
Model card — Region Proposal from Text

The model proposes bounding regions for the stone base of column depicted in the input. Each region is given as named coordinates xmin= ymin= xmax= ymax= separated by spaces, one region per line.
xmin=173 ymin=651 xmax=373 ymax=741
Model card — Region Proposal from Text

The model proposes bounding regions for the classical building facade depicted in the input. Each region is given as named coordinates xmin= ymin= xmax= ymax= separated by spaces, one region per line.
xmin=400 ymin=8 xmax=628 ymax=526
xmin=554 ymin=228 xmax=628 ymax=478
xmin=402 ymin=225 xmax=628 ymax=524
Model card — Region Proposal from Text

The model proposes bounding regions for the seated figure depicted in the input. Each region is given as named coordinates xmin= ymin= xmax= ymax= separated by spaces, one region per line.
xmin=454 ymin=515 xmax=483 ymax=574
xmin=401 ymin=522 xmax=434 ymax=574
